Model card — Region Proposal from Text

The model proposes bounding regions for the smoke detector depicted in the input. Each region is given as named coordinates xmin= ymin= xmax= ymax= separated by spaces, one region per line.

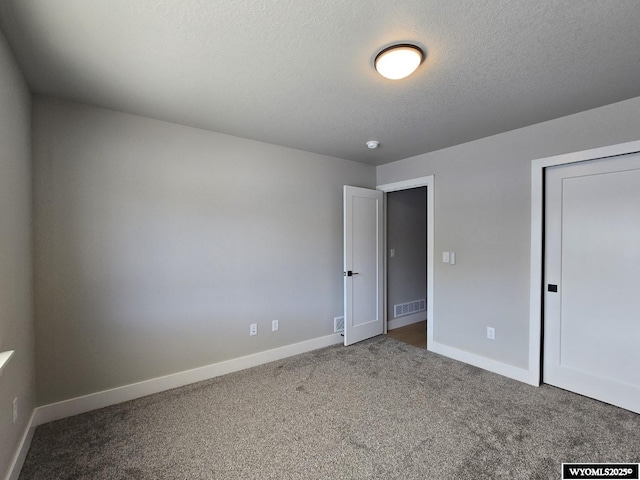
xmin=366 ymin=140 xmax=379 ymax=149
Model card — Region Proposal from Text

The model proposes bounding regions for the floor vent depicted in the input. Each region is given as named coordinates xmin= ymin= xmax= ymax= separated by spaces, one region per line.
xmin=394 ymin=299 xmax=426 ymax=318
xmin=334 ymin=316 xmax=344 ymax=333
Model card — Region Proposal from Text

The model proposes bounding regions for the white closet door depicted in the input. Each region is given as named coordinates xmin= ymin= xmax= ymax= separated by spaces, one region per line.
xmin=544 ymin=152 xmax=640 ymax=413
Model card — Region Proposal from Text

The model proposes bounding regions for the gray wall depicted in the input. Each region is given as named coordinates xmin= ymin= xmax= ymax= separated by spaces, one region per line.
xmin=33 ymin=97 xmax=375 ymax=405
xmin=0 ymin=28 xmax=34 ymax=478
xmin=387 ymin=188 xmax=427 ymax=323
xmin=377 ymin=96 xmax=640 ymax=370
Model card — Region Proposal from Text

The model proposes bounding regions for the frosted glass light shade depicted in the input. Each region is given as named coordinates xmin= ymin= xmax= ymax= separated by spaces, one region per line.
xmin=375 ymin=45 xmax=423 ymax=80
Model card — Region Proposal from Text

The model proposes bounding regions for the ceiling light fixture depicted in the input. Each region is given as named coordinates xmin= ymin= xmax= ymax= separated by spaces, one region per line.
xmin=374 ymin=44 xmax=424 ymax=80
xmin=366 ymin=140 xmax=379 ymax=149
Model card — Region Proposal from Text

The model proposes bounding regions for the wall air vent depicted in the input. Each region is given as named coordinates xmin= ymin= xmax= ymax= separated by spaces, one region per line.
xmin=394 ymin=299 xmax=426 ymax=318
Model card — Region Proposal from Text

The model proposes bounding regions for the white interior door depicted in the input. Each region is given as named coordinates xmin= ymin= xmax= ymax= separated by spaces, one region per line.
xmin=343 ymin=186 xmax=384 ymax=346
xmin=544 ymin=152 xmax=640 ymax=413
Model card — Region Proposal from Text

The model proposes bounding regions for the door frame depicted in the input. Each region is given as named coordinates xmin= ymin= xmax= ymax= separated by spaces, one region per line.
xmin=377 ymin=176 xmax=434 ymax=345
xmin=528 ymin=140 xmax=640 ymax=386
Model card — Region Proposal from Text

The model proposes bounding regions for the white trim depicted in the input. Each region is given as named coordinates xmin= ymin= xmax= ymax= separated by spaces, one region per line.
xmin=6 ymin=410 xmax=36 ymax=480
xmin=388 ymin=312 xmax=426 ymax=330
xmin=377 ymin=175 xmax=434 ymax=359
xmin=430 ymin=341 xmax=531 ymax=383
xmin=377 ymin=176 xmax=434 ymax=193
xmin=529 ymin=140 xmax=640 ymax=386
xmin=0 ymin=350 xmax=14 ymax=376
xmin=33 ymin=333 xmax=342 ymax=426
xmin=382 ymin=193 xmax=388 ymax=334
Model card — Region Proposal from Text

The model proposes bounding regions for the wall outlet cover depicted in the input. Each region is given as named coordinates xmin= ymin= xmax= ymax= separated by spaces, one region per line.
xmin=487 ymin=327 xmax=495 ymax=340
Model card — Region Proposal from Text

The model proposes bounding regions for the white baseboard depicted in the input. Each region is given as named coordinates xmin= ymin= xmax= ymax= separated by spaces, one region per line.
xmin=6 ymin=410 xmax=36 ymax=480
xmin=388 ymin=312 xmax=426 ymax=330
xmin=33 ymin=333 xmax=343 ymax=427
xmin=428 ymin=340 xmax=534 ymax=385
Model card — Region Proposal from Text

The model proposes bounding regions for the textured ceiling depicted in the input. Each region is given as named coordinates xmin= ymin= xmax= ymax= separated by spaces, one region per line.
xmin=1 ymin=0 xmax=640 ymax=165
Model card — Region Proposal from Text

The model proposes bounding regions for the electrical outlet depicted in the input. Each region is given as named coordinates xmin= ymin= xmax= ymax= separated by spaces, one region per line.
xmin=272 ymin=319 xmax=279 ymax=332
xmin=487 ymin=327 xmax=495 ymax=340
xmin=250 ymin=323 xmax=257 ymax=336
xmin=12 ymin=397 xmax=18 ymax=424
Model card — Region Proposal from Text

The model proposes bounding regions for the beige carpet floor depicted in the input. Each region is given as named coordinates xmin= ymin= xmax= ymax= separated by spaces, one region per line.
xmin=19 ymin=336 xmax=640 ymax=479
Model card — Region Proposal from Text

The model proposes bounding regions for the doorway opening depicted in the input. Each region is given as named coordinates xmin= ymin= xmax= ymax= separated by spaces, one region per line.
xmin=385 ymin=186 xmax=427 ymax=349
xmin=376 ymin=176 xmax=434 ymax=350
